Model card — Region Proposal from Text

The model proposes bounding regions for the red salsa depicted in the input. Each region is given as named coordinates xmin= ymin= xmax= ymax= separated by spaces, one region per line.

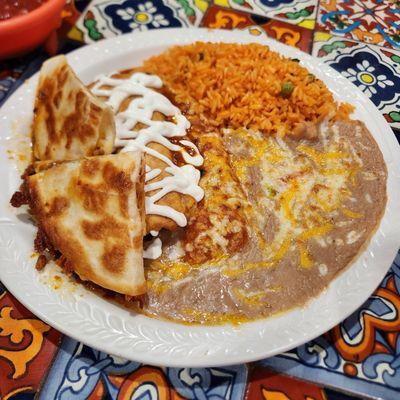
xmin=0 ymin=0 xmax=47 ymax=21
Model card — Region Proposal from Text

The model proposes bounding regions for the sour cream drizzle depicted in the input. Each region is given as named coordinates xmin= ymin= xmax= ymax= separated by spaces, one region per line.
xmin=143 ymin=238 xmax=162 ymax=260
xmin=91 ymin=72 xmax=204 ymax=259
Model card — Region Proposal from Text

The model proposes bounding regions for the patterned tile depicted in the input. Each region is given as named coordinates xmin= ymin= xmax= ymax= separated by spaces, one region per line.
xmin=324 ymin=388 xmax=363 ymax=400
xmin=74 ymin=0 xmax=93 ymax=13
xmin=213 ymin=0 xmax=318 ymax=29
xmin=0 ymin=58 xmax=30 ymax=105
xmin=267 ymin=0 xmax=317 ymax=29
xmin=0 ymin=291 xmax=62 ymax=400
xmin=201 ymin=5 xmax=313 ymax=52
xmin=69 ymin=0 xmax=206 ymax=43
xmin=317 ymin=0 xmax=400 ymax=50
xmin=394 ymin=129 xmax=400 ymax=143
xmin=40 ymin=336 xmax=248 ymax=399
xmin=58 ymin=0 xmax=91 ymax=38
xmin=313 ymin=31 xmax=400 ymax=131
xmin=246 ymin=366 xmax=326 ymax=399
xmin=0 ymin=52 xmax=48 ymax=108
xmin=246 ymin=367 xmax=363 ymax=399
xmin=260 ymin=251 xmax=400 ymax=400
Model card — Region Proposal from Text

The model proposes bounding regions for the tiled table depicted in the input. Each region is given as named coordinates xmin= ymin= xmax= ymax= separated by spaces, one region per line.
xmin=0 ymin=1 xmax=399 ymax=399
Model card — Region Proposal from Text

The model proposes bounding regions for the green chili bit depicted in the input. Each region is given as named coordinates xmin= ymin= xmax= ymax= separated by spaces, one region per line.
xmin=291 ymin=58 xmax=300 ymax=62
xmin=280 ymin=81 xmax=294 ymax=98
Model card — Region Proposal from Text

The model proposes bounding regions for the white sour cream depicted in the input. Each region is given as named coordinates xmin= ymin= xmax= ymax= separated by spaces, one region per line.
xmin=91 ymin=72 xmax=204 ymax=258
xmin=143 ymin=238 xmax=163 ymax=260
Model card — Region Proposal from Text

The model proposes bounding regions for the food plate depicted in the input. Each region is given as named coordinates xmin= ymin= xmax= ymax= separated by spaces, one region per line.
xmin=1 ymin=28 xmax=400 ymax=367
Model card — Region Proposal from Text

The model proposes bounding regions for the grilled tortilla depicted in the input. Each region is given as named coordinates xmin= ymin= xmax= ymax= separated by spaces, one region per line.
xmin=92 ymin=68 xmax=196 ymax=234
xmin=32 ymin=55 xmax=115 ymax=162
xmin=27 ymin=151 xmax=146 ymax=296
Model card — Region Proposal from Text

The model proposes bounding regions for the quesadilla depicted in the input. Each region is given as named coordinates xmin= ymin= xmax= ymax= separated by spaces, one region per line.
xmin=27 ymin=151 xmax=146 ymax=296
xmin=32 ymin=55 xmax=115 ymax=162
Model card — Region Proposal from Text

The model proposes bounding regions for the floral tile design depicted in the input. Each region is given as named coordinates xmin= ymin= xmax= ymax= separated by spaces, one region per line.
xmin=40 ymin=336 xmax=248 ymax=399
xmin=246 ymin=365 xmax=327 ymax=399
xmin=266 ymin=0 xmax=317 ymax=29
xmin=317 ymin=0 xmax=400 ymax=50
xmin=73 ymin=0 xmax=93 ymax=13
xmin=70 ymin=0 xmax=206 ymax=43
xmin=312 ymin=31 xmax=400 ymax=131
xmin=260 ymin=251 xmax=400 ymax=400
xmin=0 ymin=290 xmax=63 ymax=400
xmin=201 ymin=5 xmax=313 ymax=52
xmin=212 ymin=0 xmax=318 ymax=29
xmin=0 ymin=57 xmax=31 ymax=106
xmin=174 ymin=0 xmax=209 ymax=25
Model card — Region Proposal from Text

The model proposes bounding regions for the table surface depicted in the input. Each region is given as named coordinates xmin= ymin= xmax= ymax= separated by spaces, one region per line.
xmin=0 ymin=1 xmax=400 ymax=399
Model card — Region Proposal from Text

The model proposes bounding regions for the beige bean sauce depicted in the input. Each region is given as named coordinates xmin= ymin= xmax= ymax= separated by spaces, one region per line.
xmin=139 ymin=120 xmax=387 ymax=324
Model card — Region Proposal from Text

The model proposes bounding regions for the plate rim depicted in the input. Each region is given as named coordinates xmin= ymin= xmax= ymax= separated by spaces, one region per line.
xmin=0 ymin=27 xmax=399 ymax=367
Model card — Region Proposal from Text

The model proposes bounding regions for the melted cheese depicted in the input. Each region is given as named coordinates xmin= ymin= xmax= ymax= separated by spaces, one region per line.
xmin=233 ymin=288 xmax=268 ymax=306
xmin=229 ymin=126 xmax=363 ymax=272
xmin=342 ymin=208 xmax=363 ymax=219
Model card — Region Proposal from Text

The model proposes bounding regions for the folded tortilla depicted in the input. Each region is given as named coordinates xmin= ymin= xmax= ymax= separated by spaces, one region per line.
xmin=32 ymin=55 xmax=115 ymax=162
xmin=145 ymin=141 xmax=196 ymax=234
xmin=94 ymin=69 xmax=196 ymax=233
xmin=183 ymin=133 xmax=249 ymax=264
xmin=27 ymin=151 xmax=146 ymax=296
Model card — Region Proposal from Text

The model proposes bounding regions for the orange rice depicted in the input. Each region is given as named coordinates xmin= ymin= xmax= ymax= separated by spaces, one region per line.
xmin=142 ymin=42 xmax=353 ymax=136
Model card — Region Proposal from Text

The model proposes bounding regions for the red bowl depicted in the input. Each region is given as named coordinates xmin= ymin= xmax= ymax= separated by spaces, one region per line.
xmin=0 ymin=0 xmax=66 ymax=59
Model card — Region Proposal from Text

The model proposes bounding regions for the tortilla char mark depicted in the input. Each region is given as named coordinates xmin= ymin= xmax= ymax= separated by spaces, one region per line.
xmin=38 ymin=82 xmax=100 ymax=155
xmin=32 ymin=55 xmax=115 ymax=162
xmin=74 ymin=159 xmax=134 ymax=220
xmin=47 ymin=196 xmax=70 ymax=216
xmin=62 ymin=91 xmax=98 ymax=148
xmin=23 ymin=151 xmax=146 ymax=296
xmin=74 ymin=157 xmax=142 ymax=276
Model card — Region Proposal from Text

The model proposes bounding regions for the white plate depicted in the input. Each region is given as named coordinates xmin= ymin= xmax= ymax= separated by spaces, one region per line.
xmin=1 ymin=28 xmax=399 ymax=367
